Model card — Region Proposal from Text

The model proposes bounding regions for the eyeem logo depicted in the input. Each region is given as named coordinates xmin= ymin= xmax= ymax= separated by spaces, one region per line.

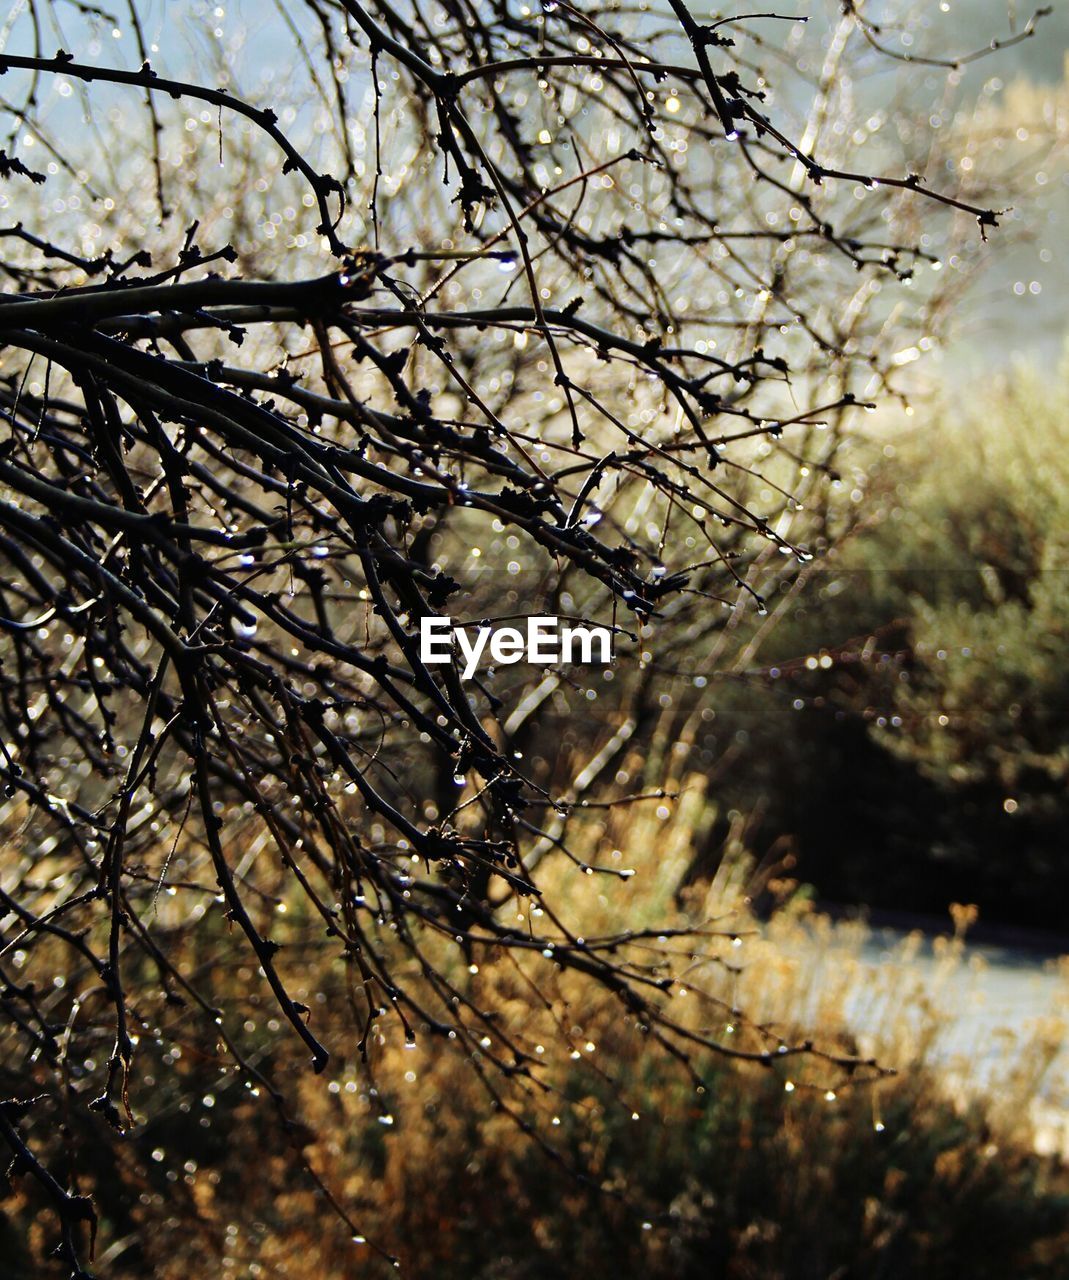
xmin=421 ymin=615 xmax=613 ymax=680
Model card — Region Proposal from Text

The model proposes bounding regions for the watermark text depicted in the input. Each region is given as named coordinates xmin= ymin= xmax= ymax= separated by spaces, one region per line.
xmin=420 ymin=615 xmax=613 ymax=680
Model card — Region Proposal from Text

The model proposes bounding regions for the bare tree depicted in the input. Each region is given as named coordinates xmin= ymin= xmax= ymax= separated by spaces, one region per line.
xmin=0 ymin=1 xmax=1050 ymax=1273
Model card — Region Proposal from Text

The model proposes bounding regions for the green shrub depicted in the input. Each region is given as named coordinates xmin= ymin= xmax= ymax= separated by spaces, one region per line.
xmin=671 ymin=358 xmax=1069 ymax=928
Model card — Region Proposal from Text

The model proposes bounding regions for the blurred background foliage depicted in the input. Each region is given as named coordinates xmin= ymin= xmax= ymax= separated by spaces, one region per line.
xmin=673 ymin=356 xmax=1069 ymax=932
xmin=6 ymin=787 xmax=1069 ymax=1278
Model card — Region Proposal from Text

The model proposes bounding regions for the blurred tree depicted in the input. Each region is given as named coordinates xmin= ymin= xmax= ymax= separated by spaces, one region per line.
xmin=682 ymin=360 xmax=1069 ymax=929
xmin=865 ymin=363 xmax=1069 ymax=915
xmin=0 ymin=1 xmax=1053 ymax=1272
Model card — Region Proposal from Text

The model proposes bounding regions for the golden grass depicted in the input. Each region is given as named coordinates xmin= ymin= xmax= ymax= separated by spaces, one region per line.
xmin=4 ymin=773 xmax=1069 ymax=1278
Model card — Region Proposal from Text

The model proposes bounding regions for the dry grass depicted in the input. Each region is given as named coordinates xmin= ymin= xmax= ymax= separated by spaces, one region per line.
xmin=4 ymin=770 xmax=1069 ymax=1278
